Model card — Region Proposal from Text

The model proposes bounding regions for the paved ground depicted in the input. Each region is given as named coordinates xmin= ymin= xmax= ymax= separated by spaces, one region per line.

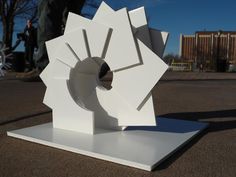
xmin=161 ymin=71 xmax=236 ymax=80
xmin=0 ymin=73 xmax=236 ymax=177
xmin=3 ymin=70 xmax=236 ymax=81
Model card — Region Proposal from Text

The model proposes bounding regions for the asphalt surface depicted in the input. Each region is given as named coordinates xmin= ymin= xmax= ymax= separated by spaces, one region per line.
xmin=0 ymin=76 xmax=236 ymax=177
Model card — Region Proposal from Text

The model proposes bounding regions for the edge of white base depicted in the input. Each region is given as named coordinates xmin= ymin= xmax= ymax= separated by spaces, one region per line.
xmin=7 ymin=117 xmax=208 ymax=171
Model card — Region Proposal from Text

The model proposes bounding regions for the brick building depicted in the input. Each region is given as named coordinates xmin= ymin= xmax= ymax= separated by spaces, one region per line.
xmin=180 ymin=31 xmax=236 ymax=71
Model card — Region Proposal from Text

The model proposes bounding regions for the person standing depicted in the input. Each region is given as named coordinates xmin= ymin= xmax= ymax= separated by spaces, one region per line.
xmin=18 ymin=0 xmax=86 ymax=80
xmin=19 ymin=0 xmax=111 ymax=80
xmin=24 ymin=20 xmax=37 ymax=71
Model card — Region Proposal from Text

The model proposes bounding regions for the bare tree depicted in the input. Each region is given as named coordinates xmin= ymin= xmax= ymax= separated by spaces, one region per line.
xmin=163 ymin=53 xmax=180 ymax=65
xmin=0 ymin=0 xmax=38 ymax=50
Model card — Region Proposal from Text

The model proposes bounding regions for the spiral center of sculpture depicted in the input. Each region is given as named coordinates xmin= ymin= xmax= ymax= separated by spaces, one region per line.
xmin=68 ymin=57 xmax=113 ymax=109
xmin=98 ymin=62 xmax=112 ymax=90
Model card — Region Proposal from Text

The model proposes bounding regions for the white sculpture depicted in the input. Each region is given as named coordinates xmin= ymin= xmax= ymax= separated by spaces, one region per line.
xmin=40 ymin=2 xmax=168 ymax=134
xmin=7 ymin=2 xmax=208 ymax=171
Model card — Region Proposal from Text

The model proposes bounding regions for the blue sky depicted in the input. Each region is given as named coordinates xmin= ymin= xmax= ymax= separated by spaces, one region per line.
xmin=1 ymin=0 xmax=236 ymax=55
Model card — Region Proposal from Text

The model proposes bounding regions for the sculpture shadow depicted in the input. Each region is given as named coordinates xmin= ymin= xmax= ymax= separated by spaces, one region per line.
xmin=160 ymin=109 xmax=236 ymax=132
xmin=85 ymin=89 xmax=120 ymax=133
xmin=125 ymin=117 xmax=207 ymax=133
xmin=153 ymin=109 xmax=236 ymax=170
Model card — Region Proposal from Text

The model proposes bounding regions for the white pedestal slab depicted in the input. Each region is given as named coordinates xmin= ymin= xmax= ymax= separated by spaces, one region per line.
xmin=7 ymin=117 xmax=207 ymax=171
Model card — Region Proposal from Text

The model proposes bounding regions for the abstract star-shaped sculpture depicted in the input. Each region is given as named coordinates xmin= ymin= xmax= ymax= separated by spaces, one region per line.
xmin=40 ymin=2 xmax=169 ymax=134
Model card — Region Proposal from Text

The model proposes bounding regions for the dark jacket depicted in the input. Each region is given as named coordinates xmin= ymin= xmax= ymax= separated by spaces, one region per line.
xmin=24 ymin=26 xmax=37 ymax=48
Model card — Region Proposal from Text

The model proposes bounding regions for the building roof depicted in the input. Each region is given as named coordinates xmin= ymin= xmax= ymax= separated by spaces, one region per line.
xmin=196 ymin=31 xmax=236 ymax=35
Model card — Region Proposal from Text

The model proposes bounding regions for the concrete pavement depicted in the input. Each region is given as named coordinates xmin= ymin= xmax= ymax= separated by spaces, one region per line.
xmin=2 ymin=70 xmax=236 ymax=81
xmin=0 ymin=74 xmax=236 ymax=177
xmin=162 ymin=71 xmax=236 ymax=80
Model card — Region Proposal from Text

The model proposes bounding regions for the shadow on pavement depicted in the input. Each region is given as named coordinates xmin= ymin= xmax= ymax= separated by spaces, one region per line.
xmin=160 ymin=109 xmax=236 ymax=132
xmin=154 ymin=109 xmax=236 ymax=171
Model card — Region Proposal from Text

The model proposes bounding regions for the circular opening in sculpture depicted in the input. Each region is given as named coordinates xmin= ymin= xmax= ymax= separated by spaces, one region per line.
xmin=68 ymin=57 xmax=113 ymax=109
xmin=97 ymin=62 xmax=112 ymax=90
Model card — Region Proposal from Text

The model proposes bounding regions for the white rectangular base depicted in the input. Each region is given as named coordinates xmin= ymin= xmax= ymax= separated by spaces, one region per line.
xmin=7 ymin=117 xmax=207 ymax=171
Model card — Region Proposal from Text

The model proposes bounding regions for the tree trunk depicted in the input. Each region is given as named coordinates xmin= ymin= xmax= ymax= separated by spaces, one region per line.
xmin=0 ymin=0 xmax=37 ymax=52
xmin=2 ymin=16 xmax=14 ymax=51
